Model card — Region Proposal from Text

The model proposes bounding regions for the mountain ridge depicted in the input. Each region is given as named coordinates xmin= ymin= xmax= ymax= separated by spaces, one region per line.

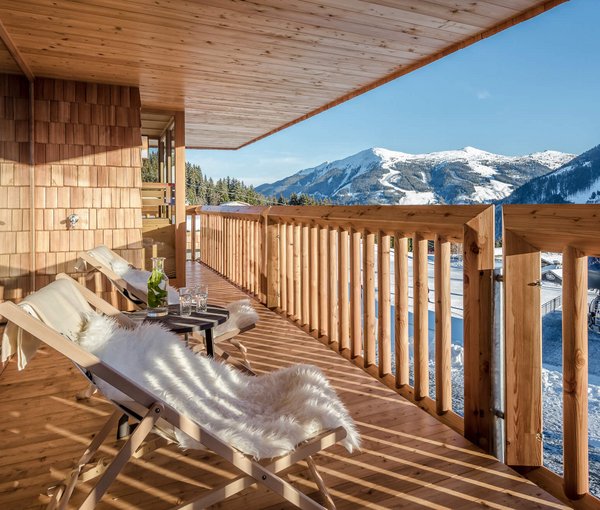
xmin=257 ymin=146 xmax=575 ymax=205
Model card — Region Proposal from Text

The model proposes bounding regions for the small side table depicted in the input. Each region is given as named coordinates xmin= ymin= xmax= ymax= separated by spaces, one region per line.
xmin=125 ymin=304 xmax=229 ymax=356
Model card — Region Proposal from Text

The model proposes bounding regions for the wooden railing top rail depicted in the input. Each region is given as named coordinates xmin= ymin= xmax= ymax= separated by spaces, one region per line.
xmin=188 ymin=205 xmax=270 ymax=219
xmin=504 ymin=204 xmax=600 ymax=254
xmin=191 ymin=204 xmax=493 ymax=240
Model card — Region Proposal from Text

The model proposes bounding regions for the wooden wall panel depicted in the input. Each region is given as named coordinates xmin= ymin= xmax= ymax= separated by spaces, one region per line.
xmin=0 ymin=74 xmax=30 ymax=303
xmin=0 ymin=74 xmax=143 ymax=308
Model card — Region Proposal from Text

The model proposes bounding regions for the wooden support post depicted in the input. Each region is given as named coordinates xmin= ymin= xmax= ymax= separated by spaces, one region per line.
xmin=395 ymin=235 xmax=409 ymax=387
xmin=413 ymin=233 xmax=429 ymax=400
xmin=378 ymin=233 xmax=391 ymax=376
xmin=328 ymin=228 xmax=339 ymax=345
xmin=435 ymin=235 xmax=452 ymax=414
xmin=464 ymin=206 xmax=494 ymax=452
xmin=562 ymin=246 xmax=589 ymax=499
xmin=504 ymin=228 xmax=542 ymax=466
xmin=339 ymin=229 xmax=350 ymax=351
xmin=363 ymin=231 xmax=376 ymax=367
xmin=350 ymin=229 xmax=362 ymax=358
xmin=174 ymin=111 xmax=186 ymax=287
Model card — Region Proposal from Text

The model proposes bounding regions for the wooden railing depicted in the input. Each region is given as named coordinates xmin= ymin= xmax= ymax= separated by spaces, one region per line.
xmin=189 ymin=204 xmax=495 ymax=451
xmin=189 ymin=202 xmax=600 ymax=506
xmin=504 ymin=204 xmax=600 ymax=504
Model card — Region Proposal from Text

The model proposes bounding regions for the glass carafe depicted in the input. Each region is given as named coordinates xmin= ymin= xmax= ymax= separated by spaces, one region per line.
xmin=147 ymin=257 xmax=169 ymax=317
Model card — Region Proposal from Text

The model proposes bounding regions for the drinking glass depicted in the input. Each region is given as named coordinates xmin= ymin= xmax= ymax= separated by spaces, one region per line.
xmin=179 ymin=287 xmax=193 ymax=316
xmin=194 ymin=284 xmax=209 ymax=312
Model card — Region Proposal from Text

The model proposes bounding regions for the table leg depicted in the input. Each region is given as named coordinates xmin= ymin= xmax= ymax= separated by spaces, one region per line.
xmin=206 ymin=328 xmax=214 ymax=357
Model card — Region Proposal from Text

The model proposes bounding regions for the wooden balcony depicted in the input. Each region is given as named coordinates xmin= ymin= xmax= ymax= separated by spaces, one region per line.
xmin=0 ymin=261 xmax=568 ymax=509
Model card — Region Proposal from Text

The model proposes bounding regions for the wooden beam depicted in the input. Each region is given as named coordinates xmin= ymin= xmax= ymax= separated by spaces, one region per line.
xmin=463 ymin=205 xmax=495 ymax=452
xmin=0 ymin=15 xmax=34 ymax=81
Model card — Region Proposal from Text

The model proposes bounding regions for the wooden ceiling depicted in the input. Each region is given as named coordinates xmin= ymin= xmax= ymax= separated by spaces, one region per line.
xmin=0 ymin=0 xmax=567 ymax=149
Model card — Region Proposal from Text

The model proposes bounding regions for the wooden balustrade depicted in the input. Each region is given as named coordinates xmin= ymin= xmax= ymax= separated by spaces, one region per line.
xmin=189 ymin=204 xmax=495 ymax=453
xmin=186 ymin=202 xmax=600 ymax=505
xmin=503 ymin=204 xmax=600 ymax=504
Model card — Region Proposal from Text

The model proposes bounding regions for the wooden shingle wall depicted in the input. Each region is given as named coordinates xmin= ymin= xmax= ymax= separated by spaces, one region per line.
xmin=0 ymin=74 xmax=30 ymax=302
xmin=0 ymin=74 xmax=144 ymax=307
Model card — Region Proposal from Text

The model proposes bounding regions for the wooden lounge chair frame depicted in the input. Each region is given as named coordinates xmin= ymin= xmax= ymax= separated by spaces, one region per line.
xmin=0 ymin=276 xmax=344 ymax=510
xmin=79 ymin=249 xmax=255 ymax=369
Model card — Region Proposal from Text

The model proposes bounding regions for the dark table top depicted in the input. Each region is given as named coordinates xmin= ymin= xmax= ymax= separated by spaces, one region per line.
xmin=125 ymin=304 xmax=229 ymax=334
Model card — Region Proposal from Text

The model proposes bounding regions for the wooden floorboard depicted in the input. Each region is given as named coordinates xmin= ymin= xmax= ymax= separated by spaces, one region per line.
xmin=0 ymin=262 xmax=567 ymax=509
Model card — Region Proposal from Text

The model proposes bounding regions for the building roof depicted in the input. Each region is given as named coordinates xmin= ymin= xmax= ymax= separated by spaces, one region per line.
xmin=0 ymin=0 xmax=568 ymax=149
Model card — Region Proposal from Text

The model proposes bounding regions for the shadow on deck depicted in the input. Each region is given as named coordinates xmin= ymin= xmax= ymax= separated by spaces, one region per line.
xmin=0 ymin=262 xmax=566 ymax=509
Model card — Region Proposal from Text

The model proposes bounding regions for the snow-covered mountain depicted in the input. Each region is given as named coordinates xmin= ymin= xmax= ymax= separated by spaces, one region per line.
xmin=257 ymin=147 xmax=574 ymax=205
xmin=501 ymin=144 xmax=600 ymax=205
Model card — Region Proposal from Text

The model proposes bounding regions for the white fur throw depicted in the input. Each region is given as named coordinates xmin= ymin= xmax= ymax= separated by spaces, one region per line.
xmin=77 ymin=314 xmax=360 ymax=459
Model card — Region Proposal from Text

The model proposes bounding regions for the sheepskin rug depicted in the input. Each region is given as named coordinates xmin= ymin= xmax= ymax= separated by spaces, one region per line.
xmin=77 ymin=314 xmax=360 ymax=459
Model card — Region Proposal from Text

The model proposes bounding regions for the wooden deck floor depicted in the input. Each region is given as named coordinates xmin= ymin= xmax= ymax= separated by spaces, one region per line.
xmin=0 ymin=262 xmax=567 ymax=509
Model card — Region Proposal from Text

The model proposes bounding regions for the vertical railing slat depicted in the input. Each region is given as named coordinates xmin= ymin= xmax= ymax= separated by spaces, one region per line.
xmin=350 ymin=229 xmax=362 ymax=358
xmin=294 ymin=223 xmax=301 ymax=322
xmin=363 ymin=231 xmax=376 ymax=367
xmin=339 ymin=228 xmax=350 ymax=351
xmin=287 ymin=223 xmax=294 ymax=316
xmin=329 ymin=227 xmax=339 ymax=345
xmin=395 ymin=234 xmax=409 ymax=387
xmin=310 ymin=225 xmax=319 ymax=332
xmin=319 ymin=226 xmax=329 ymax=338
xmin=413 ymin=234 xmax=429 ymax=400
xmin=435 ymin=235 xmax=452 ymax=414
xmin=378 ymin=232 xmax=391 ymax=376
xmin=279 ymin=222 xmax=287 ymax=311
xmin=301 ymin=224 xmax=310 ymax=326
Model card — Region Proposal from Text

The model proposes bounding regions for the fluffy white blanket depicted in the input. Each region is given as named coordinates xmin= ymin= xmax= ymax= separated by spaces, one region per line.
xmin=77 ymin=314 xmax=360 ymax=459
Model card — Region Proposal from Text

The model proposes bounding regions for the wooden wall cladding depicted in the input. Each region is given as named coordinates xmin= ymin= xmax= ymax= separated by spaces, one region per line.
xmin=0 ymin=74 xmax=30 ymax=302
xmin=0 ymin=74 xmax=144 ymax=307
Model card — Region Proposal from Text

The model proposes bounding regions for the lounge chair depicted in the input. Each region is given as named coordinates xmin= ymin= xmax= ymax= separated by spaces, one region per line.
xmin=78 ymin=245 xmax=257 ymax=369
xmin=0 ymin=275 xmax=359 ymax=510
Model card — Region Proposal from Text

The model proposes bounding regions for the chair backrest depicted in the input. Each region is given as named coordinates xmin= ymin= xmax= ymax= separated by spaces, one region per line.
xmin=22 ymin=278 xmax=94 ymax=342
xmin=87 ymin=245 xmax=131 ymax=276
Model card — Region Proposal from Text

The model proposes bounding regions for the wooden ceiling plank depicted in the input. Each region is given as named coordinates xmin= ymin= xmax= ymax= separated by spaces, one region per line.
xmin=0 ymin=4 xmax=450 ymax=62
xmin=11 ymin=30 xmax=418 ymax=79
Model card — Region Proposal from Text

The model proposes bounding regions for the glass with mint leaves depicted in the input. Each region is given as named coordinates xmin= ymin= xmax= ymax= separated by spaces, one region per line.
xmin=147 ymin=256 xmax=169 ymax=317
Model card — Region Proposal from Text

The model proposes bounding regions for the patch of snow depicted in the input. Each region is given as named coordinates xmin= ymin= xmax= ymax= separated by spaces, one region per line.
xmin=396 ymin=190 xmax=437 ymax=205
xmin=469 ymin=161 xmax=497 ymax=177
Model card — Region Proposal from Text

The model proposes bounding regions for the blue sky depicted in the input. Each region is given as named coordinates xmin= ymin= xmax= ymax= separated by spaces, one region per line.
xmin=187 ymin=0 xmax=600 ymax=187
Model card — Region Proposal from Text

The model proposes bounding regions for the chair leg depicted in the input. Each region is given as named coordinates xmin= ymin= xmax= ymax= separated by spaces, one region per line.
xmin=46 ymin=410 xmax=122 ymax=510
xmin=78 ymin=403 xmax=162 ymax=510
xmin=306 ymin=456 xmax=336 ymax=510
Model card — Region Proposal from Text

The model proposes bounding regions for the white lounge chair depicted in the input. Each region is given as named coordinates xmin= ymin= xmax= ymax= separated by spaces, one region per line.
xmin=0 ymin=275 xmax=360 ymax=510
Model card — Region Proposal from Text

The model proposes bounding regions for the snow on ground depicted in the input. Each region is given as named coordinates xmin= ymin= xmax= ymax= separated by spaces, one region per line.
xmin=375 ymin=249 xmax=600 ymax=497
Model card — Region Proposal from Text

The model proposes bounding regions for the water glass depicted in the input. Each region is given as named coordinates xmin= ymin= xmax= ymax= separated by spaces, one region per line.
xmin=179 ymin=287 xmax=193 ymax=316
xmin=194 ymin=284 xmax=209 ymax=312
